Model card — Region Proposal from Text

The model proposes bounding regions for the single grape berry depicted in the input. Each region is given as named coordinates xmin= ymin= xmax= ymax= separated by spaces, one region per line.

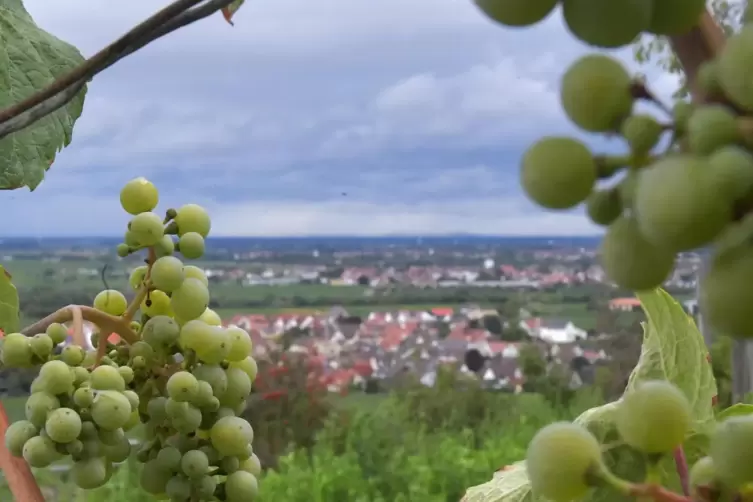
xmin=717 ymin=25 xmax=753 ymax=112
xmin=710 ymin=415 xmax=753 ymax=489
xmin=560 ymin=54 xmax=633 ymax=133
xmin=562 ymin=0 xmax=651 ymax=49
xmin=689 ymin=457 xmax=718 ymax=498
xmin=700 ymin=241 xmax=753 ymax=337
xmin=586 ymin=189 xmax=621 ymax=226
xmin=520 ymin=136 xmax=596 ymax=210
xmin=120 ymin=177 xmax=159 ymax=215
xmin=616 ymin=380 xmax=691 ymax=454
xmin=526 ymin=422 xmax=603 ymax=502
xmin=621 ymin=114 xmax=663 ymax=156
xmin=686 ymin=105 xmax=741 ymax=155
xmin=708 ymin=145 xmax=753 ymax=202
xmin=473 ymin=0 xmax=558 ymax=27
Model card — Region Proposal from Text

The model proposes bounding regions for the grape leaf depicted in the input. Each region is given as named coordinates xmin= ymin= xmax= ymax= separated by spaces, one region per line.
xmin=716 ymin=403 xmax=753 ymax=422
xmin=0 ymin=0 xmax=87 ymax=190
xmin=0 ymin=265 xmax=19 ymax=333
xmin=461 ymin=288 xmax=716 ymax=502
xmin=221 ymin=0 xmax=245 ymax=25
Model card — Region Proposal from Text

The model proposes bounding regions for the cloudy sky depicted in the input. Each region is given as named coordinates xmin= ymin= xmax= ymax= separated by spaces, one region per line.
xmin=7 ymin=0 xmax=680 ymax=237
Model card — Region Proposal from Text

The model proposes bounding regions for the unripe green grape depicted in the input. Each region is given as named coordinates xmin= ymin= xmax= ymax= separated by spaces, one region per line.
xmin=154 ymin=234 xmax=175 ymax=257
xmin=184 ymin=265 xmax=209 ymax=286
xmin=199 ymin=308 xmax=222 ymax=326
xmin=2 ymin=332 xmax=32 ymax=367
xmin=621 ymin=114 xmax=663 ymax=156
xmin=22 ymin=435 xmax=57 ymax=468
xmin=71 ymin=457 xmax=112 ymax=489
xmin=171 ymin=278 xmax=210 ymax=321
xmin=61 ymin=344 xmax=85 ymax=366
xmin=520 ymin=136 xmax=596 ymax=209
xmin=102 ymin=435 xmax=131 ymax=462
xmin=717 ymin=26 xmax=753 ymax=112
xmin=73 ymin=387 xmax=94 ymax=408
xmin=150 ymin=256 xmax=185 ymax=293
xmin=140 ymin=459 xmax=172 ymax=494
xmin=175 ymin=204 xmax=211 ymax=237
xmin=227 ymin=326 xmax=253 ymax=361
xmin=708 ymin=146 xmax=753 ymax=202
xmin=119 ymin=366 xmax=135 ymax=385
xmin=93 ymin=289 xmax=128 ymax=316
xmin=29 ymin=333 xmax=53 ymax=359
xmin=45 ymin=407 xmax=82 ymax=443
xmin=156 ymin=445 xmax=182 ymax=471
xmin=599 ymin=216 xmax=674 ymax=291
xmin=46 ymin=322 xmax=68 ymax=345
xmin=700 ymin=240 xmax=753 ymax=336
xmin=91 ymin=391 xmax=132 ymax=430
xmin=710 ymin=415 xmax=753 ymax=489
xmin=526 ymin=422 xmax=602 ymax=502
xmin=687 ymin=105 xmax=741 ymax=155
xmin=210 ymin=416 xmax=254 ymax=457
xmin=142 ymin=315 xmax=181 ymax=348
xmin=129 ymin=265 xmax=148 ymax=291
xmin=616 ymin=380 xmax=690 ymax=454
xmin=561 ymin=54 xmax=633 ymax=132
xmin=689 ymin=457 xmax=718 ymax=497
xmin=648 ymin=0 xmax=706 ymax=35
xmin=129 ymin=212 xmax=165 ymax=247
xmin=120 ymin=177 xmax=159 ymax=215
xmin=181 ymin=449 xmax=209 ymax=478
xmin=192 ymin=363 xmax=229 ymax=395
xmin=240 ymin=453 xmax=262 ymax=477
xmin=586 ymin=188 xmax=622 ymax=226
xmin=562 ymin=0 xmax=651 ymax=49
xmin=167 ymin=371 xmax=200 ymax=402
xmin=195 ymin=326 xmax=231 ymax=365
xmin=472 ymin=0 xmax=558 ymax=27
xmin=91 ymin=365 xmax=126 ymax=391
xmin=39 ymin=360 xmax=74 ymax=394
xmin=196 ymin=475 xmax=218 ymax=498
xmin=4 ymin=420 xmax=38 ymax=457
xmin=166 ymin=475 xmax=192 ymax=500
xmin=116 ymin=243 xmax=131 ymax=257
xmin=672 ymin=101 xmax=694 ymax=135
xmin=229 ymin=356 xmax=258 ymax=384
xmin=142 ymin=290 xmax=173 ymax=317
xmin=178 ymin=231 xmax=205 ymax=259
xmin=634 ymin=155 xmax=732 ymax=251
xmin=697 ymin=61 xmax=722 ymax=96
xmin=225 ymin=470 xmax=259 ymax=501
xmin=124 ymin=230 xmax=141 ymax=248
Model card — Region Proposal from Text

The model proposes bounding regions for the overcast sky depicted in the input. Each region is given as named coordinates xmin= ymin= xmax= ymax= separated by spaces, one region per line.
xmin=7 ymin=0 xmax=680 ymax=237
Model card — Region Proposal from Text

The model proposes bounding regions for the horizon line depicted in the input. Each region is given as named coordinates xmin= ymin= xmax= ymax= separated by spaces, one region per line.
xmin=0 ymin=234 xmax=604 ymax=239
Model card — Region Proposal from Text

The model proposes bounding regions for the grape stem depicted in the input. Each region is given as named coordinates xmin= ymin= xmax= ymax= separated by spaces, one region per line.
xmin=123 ymin=246 xmax=157 ymax=322
xmin=673 ymin=447 xmax=690 ymax=496
xmin=20 ymin=305 xmax=139 ymax=346
xmin=629 ymin=484 xmax=692 ymax=502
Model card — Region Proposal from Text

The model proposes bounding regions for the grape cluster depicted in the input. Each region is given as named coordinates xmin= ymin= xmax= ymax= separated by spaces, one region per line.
xmin=472 ymin=1 xmax=753 ymax=337
xmin=525 ymin=380 xmax=753 ymax=502
xmin=2 ymin=177 xmax=261 ymax=501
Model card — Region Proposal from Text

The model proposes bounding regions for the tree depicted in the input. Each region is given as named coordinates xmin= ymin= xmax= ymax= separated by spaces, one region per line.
xmin=0 ymin=2 xmax=257 ymax=501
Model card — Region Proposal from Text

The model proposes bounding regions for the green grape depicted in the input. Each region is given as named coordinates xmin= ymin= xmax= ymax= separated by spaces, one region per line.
xmin=472 ymin=0 xmax=557 ymax=27
xmin=634 ymin=155 xmax=732 ymax=251
xmin=210 ymin=416 xmax=254 ymax=457
xmin=199 ymin=308 xmax=222 ymax=326
xmin=5 ymin=420 xmax=38 ymax=457
xmin=178 ymin=231 xmax=205 ymax=259
xmin=172 ymin=405 xmax=202 ymax=434
xmin=45 ymin=407 xmax=82 ymax=443
xmin=672 ymin=101 xmax=694 ymax=135
xmin=219 ymin=368 xmax=252 ymax=406
xmin=124 ymin=230 xmax=142 ymax=248
xmin=61 ymin=345 xmax=85 ymax=366
xmin=560 ymin=54 xmax=633 ymax=132
xmin=116 ymin=243 xmax=131 ymax=257
xmin=71 ymin=366 xmax=89 ymax=386
xmin=526 ymin=422 xmax=602 ymax=502
xmin=119 ymin=366 xmax=135 ymax=385
xmin=165 ymin=432 xmax=200 ymax=453
xmin=102 ymin=434 xmax=131 ymax=462
xmin=166 ymin=475 xmax=192 ymax=499
xmin=689 ymin=456 xmax=718 ymax=496
xmin=129 ymin=212 xmax=165 ymax=247
xmin=222 ymin=455 xmax=240 ymax=473
xmin=93 ymin=289 xmax=128 ymax=316
xmin=181 ymin=449 xmax=210 ymax=478
xmin=717 ymin=26 xmax=753 ymax=112
xmin=123 ymin=390 xmax=139 ymax=410
xmin=141 ymin=459 xmax=174 ymax=494
xmin=620 ymin=114 xmax=663 ymax=156
xmin=562 ymin=0 xmax=651 ymax=49
xmin=700 ymin=240 xmax=753 ymax=336
xmin=66 ymin=439 xmax=84 ymax=456
xmin=74 ymin=387 xmax=95 ymax=408
xmin=22 ymin=435 xmax=58 ymax=468
xmin=192 ymin=381 xmax=215 ymax=407
xmin=616 ymin=380 xmax=690 ymax=453
xmin=142 ymin=290 xmax=173 ymax=317
xmin=687 ymin=105 xmax=741 ymax=155
xmin=80 ymin=437 xmax=102 ymax=458
xmin=29 ymin=333 xmax=53 ymax=359
xmin=175 ymin=204 xmax=211 ymax=237
xmin=171 ymin=278 xmax=210 ymax=321
xmin=710 ymin=415 xmax=753 ymax=488
xmin=585 ymin=188 xmax=622 ymax=226
xmin=142 ymin=315 xmax=181 ymax=348
xmin=129 ymin=341 xmax=154 ymax=364
xmin=91 ymin=390 xmax=133 ymax=430
xmin=648 ymin=0 xmax=706 ymax=35
xmin=697 ymin=60 xmax=722 ymax=96
xmin=39 ymin=360 xmax=74 ymax=394
xmin=156 ymin=446 xmax=182 ymax=473
xmin=708 ymin=146 xmax=753 ymax=201
xmin=91 ymin=365 xmax=126 ymax=391
xmin=194 ymin=326 xmax=231 ymax=364
xmin=184 ymin=265 xmax=209 ymax=286
xmin=129 ymin=265 xmax=148 ymax=291
xmin=226 ymin=326 xmax=253 ymax=362
xmin=192 ymin=363 xmax=229 ymax=395
xmin=46 ymin=323 xmax=68 ymax=345
xmin=98 ymin=427 xmax=125 ymax=445
xmin=155 ymin=234 xmax=175 ymax=257
xmin=151 ymin=256 xmax=186 ymax=293
xmin=180 ymin=320 xmax=212 ymax=352
xmin=71 ymin=457 xmax=112 ymax=489
xmin=167 ymin=371 xmax=200 ymax=402
xmin=240 ymin=453 xmax=262 ymax=477
xmin=225 ymin=470 xmax=260 ymax=501
xmin=229 ymin=357 xmax=258 ymax=384
xmin=147 ymin=396 xmax=169 ymax=423
xmin=120 ymin=177 xmax=159 ymax=215
xmin=195 ymin=475 xmax=218 ymax=498
xmin=165 ymin=398 xmax=190 ymax=419
xmin=599 ymin=215 xmax=675 ymax=291
xmin=2 ymin=332 xmax=32 ymax=367
xmin=520 ymin=136 xmax=596 ymax=209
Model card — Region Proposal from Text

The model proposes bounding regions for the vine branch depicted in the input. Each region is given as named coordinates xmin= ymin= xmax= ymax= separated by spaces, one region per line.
xmin=0 ymin=0 xmax=237 ymax=140
xmin=20 ymin=305 xmax=139 ymax=346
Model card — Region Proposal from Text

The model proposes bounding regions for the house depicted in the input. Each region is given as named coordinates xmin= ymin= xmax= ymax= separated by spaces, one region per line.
xmin=608 ymin=298 xmax=641 ymax=312
xmin=522 ymin=318 xmax=587 ymax=344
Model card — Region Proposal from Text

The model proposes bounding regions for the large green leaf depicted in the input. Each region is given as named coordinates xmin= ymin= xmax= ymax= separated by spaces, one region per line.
xmin=462 ymin=288 xmax=716 ymax=502
xmin=0 ymin=0 xmax=87 ymax=190
xmin=0 ymin=265 xmax=19 ymax=333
